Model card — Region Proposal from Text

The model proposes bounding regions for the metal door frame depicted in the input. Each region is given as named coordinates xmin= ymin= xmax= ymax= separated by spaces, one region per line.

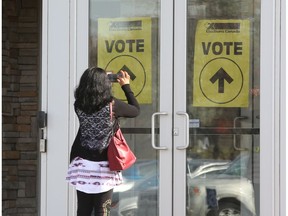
xmin=260 ymin=0 xmax=286 ymax=215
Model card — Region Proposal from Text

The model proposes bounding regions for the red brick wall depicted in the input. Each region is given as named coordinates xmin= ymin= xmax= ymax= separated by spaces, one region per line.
xmin=2 ymin=0 xmax=40 ymax=215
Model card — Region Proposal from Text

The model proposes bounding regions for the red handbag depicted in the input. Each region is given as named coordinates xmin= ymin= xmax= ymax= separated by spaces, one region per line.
xmin=107 ymin=127 xmax=136 ymax=171
xmin=108 ymin=102 xmax=136 ymax=171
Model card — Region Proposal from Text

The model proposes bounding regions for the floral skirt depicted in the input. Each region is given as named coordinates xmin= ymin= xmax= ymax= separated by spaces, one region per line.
xmin=66 ymin=157 xmax=123 ymax=194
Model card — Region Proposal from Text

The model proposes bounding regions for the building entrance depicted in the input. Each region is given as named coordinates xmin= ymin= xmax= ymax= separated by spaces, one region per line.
xmin=41 ymin=0 xmax=279 ymax=215
xmin=88 ymin=1 xmax=261 ymax=215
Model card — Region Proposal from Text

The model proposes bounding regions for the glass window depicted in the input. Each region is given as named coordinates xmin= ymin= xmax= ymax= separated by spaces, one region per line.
xmin=186 ymin=0 xmax=260 ymax=215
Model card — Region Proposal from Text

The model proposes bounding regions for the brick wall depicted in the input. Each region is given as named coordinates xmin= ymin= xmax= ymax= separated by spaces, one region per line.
xmin=2 ymin=0 xmax=40 ymax=215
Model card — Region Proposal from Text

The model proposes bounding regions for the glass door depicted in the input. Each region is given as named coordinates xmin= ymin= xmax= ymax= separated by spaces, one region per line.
xmin=89 ymin=0 xmax=173 ymax=216
xmin=173 ymin=0 xmax=261 ymax=216
xmin=88 ymin=0 xmax=261 ymax=216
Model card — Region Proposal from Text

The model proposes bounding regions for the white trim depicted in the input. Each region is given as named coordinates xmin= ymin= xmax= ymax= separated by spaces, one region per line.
xmin=40 ymin=0 xmax=48 ymax=214
xmin=68 ymin=1 xmax=77 ymax=215
xmin=41 ymin=0 xmax=71 ymax=215
xmin=281 ymin=0 xmax=287 ymax=215
xmin=68 ymin=0 xmax=89 ymax=215
xmin=274 ymin=0 xmax=281 ymax=215
xmin=260 ymin=0 xmax=277 ymax=215
xmin=173 ymin=0 xmax=187 ymax=215
xmin=159 ymin=0 xmax=174 ymax=215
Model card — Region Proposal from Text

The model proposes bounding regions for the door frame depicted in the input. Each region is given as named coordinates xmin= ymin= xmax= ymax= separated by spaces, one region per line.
xmin=40 ymin=0 xmax=70 ymax=215
xmin=40 ymin=0 xmax=285 ymax=215
xmin=173 ymin=0 xmax=187 ymax=215
xmin=260 ymin=0 xmax=285 ymax=215
xmin=158 ymin=0 xmax=174 ymax=215
xmin=40 ymin=0 xmax=89 ymax=215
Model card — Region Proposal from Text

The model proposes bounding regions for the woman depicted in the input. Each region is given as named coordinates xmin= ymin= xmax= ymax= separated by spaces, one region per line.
xmin=66 ymin=67 xmax=140 ymax=216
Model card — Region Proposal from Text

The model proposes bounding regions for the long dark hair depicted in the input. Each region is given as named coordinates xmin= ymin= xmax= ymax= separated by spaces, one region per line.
xmin=74 ymin=67 xmax=113 ymax=114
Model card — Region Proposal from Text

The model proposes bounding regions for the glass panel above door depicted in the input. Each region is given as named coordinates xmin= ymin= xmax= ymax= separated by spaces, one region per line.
xmin=186 ymin=0 xmax=261 ymax=215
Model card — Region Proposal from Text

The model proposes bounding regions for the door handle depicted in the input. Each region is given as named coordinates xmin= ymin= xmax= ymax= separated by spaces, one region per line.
xmin=233 ymin=116 xmax=248 ymax=151
xmin=176 ymin=111 xmax=189 ymax=150
xmin=151 ymin=112 xmax=168 ymax=150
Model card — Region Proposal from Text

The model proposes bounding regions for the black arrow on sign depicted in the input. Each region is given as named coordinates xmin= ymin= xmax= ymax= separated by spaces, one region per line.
xmin=209 ymin=67 xmax=233 ymax=93
xmin=119 ymin=65 xmax=136 ymax=81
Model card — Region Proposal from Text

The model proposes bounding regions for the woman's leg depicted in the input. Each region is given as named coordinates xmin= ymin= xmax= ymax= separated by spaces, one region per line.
xmin=92 ymin=189 xmax=113 ymax=216
xmin=76 ymin=190 xmax=94 ymax=216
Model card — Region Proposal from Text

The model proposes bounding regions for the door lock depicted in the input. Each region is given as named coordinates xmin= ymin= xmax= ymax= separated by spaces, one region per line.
xmin=38 ymin=111 xmax=47 ymax=153
xmin=173 ymin=128 xmax=179 ymax=136
xmin=39 ymin=128 xmax=47 ymax=153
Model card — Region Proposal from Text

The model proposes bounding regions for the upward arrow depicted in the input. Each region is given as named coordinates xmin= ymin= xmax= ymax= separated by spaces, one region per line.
xmin=209 ymin=67 xmax=233 ymax=93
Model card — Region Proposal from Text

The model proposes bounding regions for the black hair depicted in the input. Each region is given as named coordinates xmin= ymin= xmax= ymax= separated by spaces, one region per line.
xmin=74 ymin=67 xmax=113 ymax=114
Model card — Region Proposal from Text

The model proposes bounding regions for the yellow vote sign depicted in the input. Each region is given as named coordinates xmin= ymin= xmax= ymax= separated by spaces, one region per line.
xmin=98 ymin=17 xmax=152 ymax=104
xmin=193 ymin=20 xmax=250 ymax=107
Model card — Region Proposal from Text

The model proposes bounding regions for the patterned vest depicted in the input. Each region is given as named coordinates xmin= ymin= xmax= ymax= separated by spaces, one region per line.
xmin=76 ymin=104 xmax=115 ymax=151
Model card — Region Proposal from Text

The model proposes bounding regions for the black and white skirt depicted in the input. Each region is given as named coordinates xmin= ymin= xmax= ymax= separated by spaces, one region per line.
xmin=66 ymin=157 xmax=123 ymax=194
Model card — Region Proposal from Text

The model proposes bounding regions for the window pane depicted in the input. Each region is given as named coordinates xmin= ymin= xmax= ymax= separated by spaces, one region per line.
xmin=89 ymin=1 xmax=161 ymax=215
xmin=186 ymin=0 xmax=260 ymax=215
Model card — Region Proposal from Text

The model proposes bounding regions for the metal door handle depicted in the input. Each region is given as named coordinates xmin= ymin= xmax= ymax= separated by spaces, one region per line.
xmin=176 ymin=111 xmax=189 ymax=150
xmin=233 ymin=116 xmax=248 ymax=151
xmin=151 ymin=112 xmax=168 ymax=150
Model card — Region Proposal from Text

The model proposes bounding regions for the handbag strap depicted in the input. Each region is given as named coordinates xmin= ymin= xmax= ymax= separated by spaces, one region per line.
xmin=110 ymin=101 xmax=119 ymax=133
xmin=109 ymin=102 xmax=113 ymax=120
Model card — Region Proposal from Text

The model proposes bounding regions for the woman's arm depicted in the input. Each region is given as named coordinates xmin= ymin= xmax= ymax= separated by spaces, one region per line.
xmin=112 ymin=70 xmax=140 ymax=118
xmin=113 ymin=84 xmax=140 ymax=118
